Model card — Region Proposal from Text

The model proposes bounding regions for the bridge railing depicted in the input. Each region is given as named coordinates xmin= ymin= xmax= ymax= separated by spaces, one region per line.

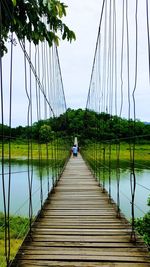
xmin=0 ymin=29 xmax=69 ymax=267
xmin=84 ymin=0 xmax=150 ymax=246
xmin=82 ymin=136 xmax=150 ymax=245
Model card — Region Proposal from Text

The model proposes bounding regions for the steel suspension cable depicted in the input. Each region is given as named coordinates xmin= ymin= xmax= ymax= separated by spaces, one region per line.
xmin=19 ymin=39 xmax=55 ymax=117
xmin=126 ymin=0 xmax=131 ymax=121
xmin=146 ymin=0 xmax=150 ymax=82
xmin=0 ymin=20 xmax=8 ymax=267
xmin=86 ymin=0 xmax=106 ymax=110
xmin=29 ymin=42 xmax=33 ymax=232
xmin=130 ymin=0 xmax=138 ymax=242
xmin=120 ymin=0 xmax=125 ymax=118
xmin=112 ymin=0 xmax=121 ymax=217
xmin=7 ymin=32 xmax=14 ymax=265
xmin=23 ymin=40 xmax=33 ymax=233
xmin=0 ymin=4 xmax=15 ymax=264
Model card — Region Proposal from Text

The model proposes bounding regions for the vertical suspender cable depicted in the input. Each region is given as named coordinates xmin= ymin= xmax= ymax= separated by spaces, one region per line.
xmin=35 ymin=45 xmax=42 ymax=206
xmin=49 ymin=47 xmax=55 ymax=189
xmin=39 ymin=43 xmax=43 ymax=209
xmin=29 ymin=42 xmax=33 ymax=230
xmin=7 ymin=32 xmax=14 ymax=264
xmin=86 ymin=0 xmax=106 ymax=110
xmin=86 ymin=0 xmax=106 ymax=192
xmin=35 ymin=46 xmax=39 ymax=119
xmin=23 ymin=40 xmax=32 ymax=231
xmin=106 ymin=0 xmax=112 ymax=198
xmin=130 ymin=0 xmax=138 ymax=242
xmin=0 ymin=2 xmax=8 ymax=264
xmin=37 ymin=46 xmax=41 ymax=119
xmin=146 ymin=0 xmax=150 ymax=82
xmin=106 ymin=0 xmax=111 ymax=114
xmin=45 ymin=42 xmax=50 ymax=195
xmin=126 ymin=0 xmax=131 ymax=120
xmin=112 ymin=0 xmax=120 ymax=217
xmin=120 ymin=0 xmax=125 ymax=118
xmin=116 ymin=1 xmax=125 ymax=217
xmin=52 ymin=45 xmax=58 ymax=184
xmin=97 ymin=37 xmax=101 ymax=185
xmin=102 ymin=0 xmax=107 ymax=113
xmin=114 ymin=0 xmax=117 ymax=116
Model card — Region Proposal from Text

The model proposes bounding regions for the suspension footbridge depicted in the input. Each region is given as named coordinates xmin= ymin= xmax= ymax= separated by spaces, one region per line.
xmin=1 ymin=0 xmax=150 ymax=266
xmin=11 ymin=154 xmax=150 ymax=267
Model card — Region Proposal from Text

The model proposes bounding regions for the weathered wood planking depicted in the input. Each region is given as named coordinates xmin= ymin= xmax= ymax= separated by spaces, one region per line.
xmin=11 ymin=154 xmax=150 ymax=267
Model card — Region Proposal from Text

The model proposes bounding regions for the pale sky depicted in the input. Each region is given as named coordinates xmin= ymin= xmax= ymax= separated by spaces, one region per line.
xmin=1 ymin=0 xmax=150 ymax=126
xmin=59 ymin=0 xmax=102 ymax=110
xmin=59 ymin=0 xmax=150 ymax=122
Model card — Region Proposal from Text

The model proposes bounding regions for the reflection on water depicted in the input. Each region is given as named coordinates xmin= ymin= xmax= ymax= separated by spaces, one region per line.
xmin=0 ymin=159 xmax=53 ymax=216
xmin=0 ymin=159 xmax=150 ymax=218
xmin=97 ymin=160 xmax=150 ymax=218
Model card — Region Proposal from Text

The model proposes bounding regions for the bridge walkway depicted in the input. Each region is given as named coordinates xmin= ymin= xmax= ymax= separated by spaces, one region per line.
xmin=11 ymin=154 xmax=150 ymax=266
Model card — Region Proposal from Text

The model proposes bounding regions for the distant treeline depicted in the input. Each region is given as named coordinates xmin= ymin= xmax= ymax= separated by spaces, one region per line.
xmin=0 ymin=109 xmax=150 ymax=143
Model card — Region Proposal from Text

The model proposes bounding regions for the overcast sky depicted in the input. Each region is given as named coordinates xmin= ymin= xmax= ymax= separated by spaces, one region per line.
xmin=2 ymin=0 xmax=102 ymax=126
xmin=1 ymin=0 xmax=150 ymax=126
xmin=59 ymin=0 xmax=150 ymax=121
xmin=58 ymin=0 xmax=102 ymax=110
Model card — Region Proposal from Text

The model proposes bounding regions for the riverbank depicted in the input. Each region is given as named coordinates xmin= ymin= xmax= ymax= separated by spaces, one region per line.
xmin=0 ymin=141 xmax=68 ymax=160
xmin=82 ymin=142 xmax=150 ymax=169
xmin=0 ymin=213 xmax=29 ymax=267
xmin=0 ymin=239 xmax=22 ymax=267
xmin=1 ymin=141 xmax=150 ymax=163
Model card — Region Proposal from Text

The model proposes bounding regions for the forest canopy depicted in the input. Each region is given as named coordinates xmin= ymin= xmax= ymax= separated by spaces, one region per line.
xmin=1 ymin=109 xmax=150 ymax=144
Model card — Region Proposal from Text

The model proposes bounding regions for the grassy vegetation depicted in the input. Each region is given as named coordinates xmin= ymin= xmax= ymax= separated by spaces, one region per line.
xmin=0 ymin=140 xmax=69 ymax=160
xmin=0 ymin=213 xmax=29 ymax=239
xmin=0 ymin=213 xmax=29 ymax=267
xmin=135 ymin=212 xmax=150 ymax=248
xmin=82 ymin=142 xmax=150 ymax=170
xmin=0 ymin=239 xmax=22 ymax=267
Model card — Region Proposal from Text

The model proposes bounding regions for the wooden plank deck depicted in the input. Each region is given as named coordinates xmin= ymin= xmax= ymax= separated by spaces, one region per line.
xmin=11 ymin=154 xmax=150 ymax=267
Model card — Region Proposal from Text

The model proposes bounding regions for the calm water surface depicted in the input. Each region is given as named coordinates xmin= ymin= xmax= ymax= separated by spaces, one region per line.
xmin=0 ymin=160 xmax=53 ymax=216
xmin=90 ymin=158 xmax=150 ymax=218
xmin=0 ymin=160 xmax=150 ymax=218
xmin=104 ymin=168 xmax=150 ymax=218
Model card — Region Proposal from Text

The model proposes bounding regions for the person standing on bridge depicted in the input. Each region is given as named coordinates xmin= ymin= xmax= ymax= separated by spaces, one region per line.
xmin=72 ymin=144 xmax=78 ymax=157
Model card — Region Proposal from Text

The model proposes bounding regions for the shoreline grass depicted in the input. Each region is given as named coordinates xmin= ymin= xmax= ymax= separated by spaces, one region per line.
xmin=0 ymin=213 xmax=29 ymax=267
xmin=82 ymin=143 xmax=150 ymax=169
xmin=0 ymin=239 xmax=22 ymax=267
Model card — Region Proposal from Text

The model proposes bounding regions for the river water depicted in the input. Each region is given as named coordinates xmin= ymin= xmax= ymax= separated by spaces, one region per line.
xmin=103 ymin=168 xmax=150 ymax=218
xmin=0 ymin=160 xmax=150 ymax=218
xmin=0 ymin=160 xmax=53 ymax=217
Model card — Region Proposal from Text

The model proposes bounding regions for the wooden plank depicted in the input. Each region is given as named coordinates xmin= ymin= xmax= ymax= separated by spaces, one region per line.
xmin=36 ymin=218 xmax=124 ymax=223
xmin=11 ymin=261 xmax=150 ymax=267
xmin=17 ymin=249 xmax=149 ymax=258
xmin=25 ymin=235 xmax=141 ymax=242
xmin=15 ymin=254 xmax=150 ymax=262
xmin=11 ymin=154 xmax=150 ymax=267
xmin=31 ymin=230 xmax=131 ymax=236
xmin=33 ymin=224 xmax=130 ymax=229
xmin=20 ymin=246 xmax=148 ymax=253
xmin=17 ymin=241 xmax=146 ymax=248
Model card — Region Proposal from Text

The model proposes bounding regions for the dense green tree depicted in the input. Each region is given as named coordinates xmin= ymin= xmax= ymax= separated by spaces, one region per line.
xmin=1 ymin=109 xmax=150 ymax=143
xmin=0 ymin=124 xmax=10 ymax=140
xmin=0 ymin=0 xmax=76 ymax=56
xmin=39 ymin=124 xmax=53 ymax=143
